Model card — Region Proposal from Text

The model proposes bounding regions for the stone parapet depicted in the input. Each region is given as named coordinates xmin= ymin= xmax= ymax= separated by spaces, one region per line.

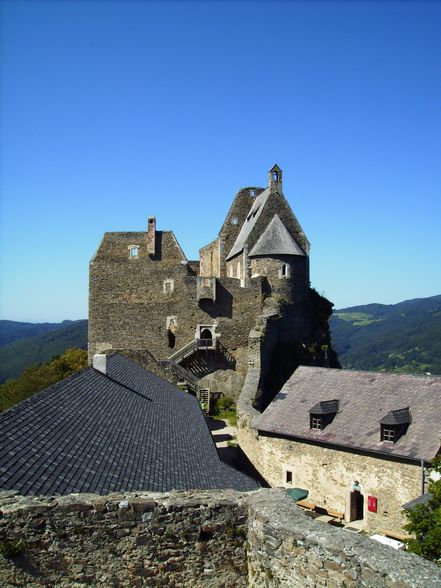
xmin=1 ymin=489 xmax=440 ymax=587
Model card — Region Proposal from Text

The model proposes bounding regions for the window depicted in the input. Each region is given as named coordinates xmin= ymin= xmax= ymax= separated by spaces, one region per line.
xmin=380 ymin=407 xmax=410 ymax=443
xmin=272 ymin=171 xmax=278 ymax=181
xmin=381 ymin=426 xmax=396 ymax=442
xmin=250 ymin=189 xmax=255 ymax=196
xmin=129 ymin=245 xmax=139 ymax=258
xmin=231 ymin=216 xmax=238 ymax=225
xmin=311 ymin=416 xmax=322 ymax=430
xmin=286 ymin=470 xmax=293 ymax=484
xmin=163 ymin=279 xmax=174 ymax=294
xmin=309 ymin=400 xmax=339 ymax=431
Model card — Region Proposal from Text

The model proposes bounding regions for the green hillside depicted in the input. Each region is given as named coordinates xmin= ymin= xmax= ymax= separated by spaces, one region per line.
xmin=0 ymin=320 xmax=88 ymax=383
xmin=0 ymin=320 xmax=64 ymax=347
xmin=329 ymin=295 xmax=441 ymax=375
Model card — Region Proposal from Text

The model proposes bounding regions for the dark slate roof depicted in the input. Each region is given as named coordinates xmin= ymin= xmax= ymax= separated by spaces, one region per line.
xmin=0 ymin=354 xmax=258 ymax=495
xmin=254 ymin=367 xmax=441 ymax=462
xmin=309 ymin=400 xmax=339 ymax=415
xmin=380 ymin=407 xmax=411 ymax=426
xmin=248 ymin=215 xmax=305 ymax=257
xmin=402 ymin=493 xmax=432 ymax=509
xmin=226 ymin=188 xmax=270 ymax=260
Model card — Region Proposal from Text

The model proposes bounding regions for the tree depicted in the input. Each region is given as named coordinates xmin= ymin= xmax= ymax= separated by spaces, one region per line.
xmin=405 ymin=456 xmax=441 ymax=564
xmin=0 ymin=348 xmax=87 ymax=412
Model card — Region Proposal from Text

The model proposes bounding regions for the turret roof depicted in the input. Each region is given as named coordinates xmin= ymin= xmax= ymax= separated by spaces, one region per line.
xmin=248 ymin=214 xmax=305 ymax=257
xmin=225 ymin=188 xmax=270 ymax=260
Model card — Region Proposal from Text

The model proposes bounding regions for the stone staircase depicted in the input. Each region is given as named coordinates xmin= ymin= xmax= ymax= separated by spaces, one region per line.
xmin=160 ymin=338 xmax=216 ymax=412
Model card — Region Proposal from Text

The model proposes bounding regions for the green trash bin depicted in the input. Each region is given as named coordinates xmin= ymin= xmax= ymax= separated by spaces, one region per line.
xmin=287 ymin=488 xmax=309 ymax=502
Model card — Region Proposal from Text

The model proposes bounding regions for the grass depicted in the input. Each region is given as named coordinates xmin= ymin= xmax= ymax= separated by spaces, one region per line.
xmin=334 ymin=312 xmax=383 ymax=326
xmin=212 ymin=410 xmax=237 ymax=427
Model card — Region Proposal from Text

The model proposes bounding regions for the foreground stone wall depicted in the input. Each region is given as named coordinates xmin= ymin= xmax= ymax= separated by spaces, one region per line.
xmin=0 ymin=490 xmax=249 ymax=588
xmin=247 ymin=490 xmax=440 ymax=588
xmin=1 ymin=489 xmax=440 ymax=587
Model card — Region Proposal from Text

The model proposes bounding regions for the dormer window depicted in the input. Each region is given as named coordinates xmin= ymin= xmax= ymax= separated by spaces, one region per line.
xmin=129 ymin=245 xmax=139 ymax=258
xmin=309 ymin=400 xmax=339 ymax=431
xmin=380 ymin=407 xmax=411 ymax=443
xmin=311 ymin=416 xmax=323 ymax=430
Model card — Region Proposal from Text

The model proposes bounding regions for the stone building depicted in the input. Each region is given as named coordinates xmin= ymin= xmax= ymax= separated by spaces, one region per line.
xmin=237 ymin=366 xmax=441 ymax=535
xmin=89 ymin=165 xmax=337 ymax=404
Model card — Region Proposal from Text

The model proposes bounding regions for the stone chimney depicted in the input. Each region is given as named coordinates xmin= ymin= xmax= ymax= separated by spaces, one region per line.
xmin=93 ymin=353 xmax=107 ymax=375
xmin=147 ymin=216 xmax=156 ymax=257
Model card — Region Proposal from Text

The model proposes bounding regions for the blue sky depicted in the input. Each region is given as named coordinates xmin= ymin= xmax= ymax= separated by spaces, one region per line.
xmin=1 ymin=0 xmax=440 ymax=322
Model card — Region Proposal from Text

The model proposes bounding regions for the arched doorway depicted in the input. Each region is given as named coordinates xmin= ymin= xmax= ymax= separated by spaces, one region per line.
xmin=199 ymin=328 xmax=213 ymax=347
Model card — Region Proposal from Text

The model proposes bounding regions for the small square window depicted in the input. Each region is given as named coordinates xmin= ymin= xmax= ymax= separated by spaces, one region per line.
xmin=381 ymin=426 xmax=396 ymax=442
xmin=129 ymin=245 xmax=139 ymax=258
xmin=311 ymin=416 xmax=322 ymax=430
xmin=163 ymin=279 xmax=174 ymax=294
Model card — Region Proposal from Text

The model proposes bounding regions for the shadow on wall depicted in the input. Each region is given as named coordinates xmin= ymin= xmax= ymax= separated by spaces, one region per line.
xmin=199 ymin=282 xmax=233 ymax=318
xmin=181 ymin=347 xmax=236 ymax=378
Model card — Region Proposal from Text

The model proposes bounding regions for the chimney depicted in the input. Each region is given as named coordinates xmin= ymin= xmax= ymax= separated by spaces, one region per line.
xmin=147 ymin=216 xmax=156 ymax=257
xmin=93 ymin=353 xmax=107 ymax=375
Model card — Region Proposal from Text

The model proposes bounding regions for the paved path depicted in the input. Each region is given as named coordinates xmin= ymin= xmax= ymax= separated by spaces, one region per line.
xmin=207 ymin=417 xmax=238 ymax=468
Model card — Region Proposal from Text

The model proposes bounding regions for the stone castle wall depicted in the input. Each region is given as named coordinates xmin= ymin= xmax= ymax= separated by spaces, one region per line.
xmin=1 ymin=489 xmax=439 ymax=587
xmin=89 ymin=229 xmax=264 ymax=376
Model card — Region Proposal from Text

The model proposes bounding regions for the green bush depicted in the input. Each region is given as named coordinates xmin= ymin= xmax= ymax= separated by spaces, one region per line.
xmin=405 ymin=456 xmax=441 ymax=564
xmin=216 ymin=394 xmax=236 ymax=412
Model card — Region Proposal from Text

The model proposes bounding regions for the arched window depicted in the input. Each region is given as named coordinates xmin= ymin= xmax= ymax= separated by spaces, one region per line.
xmin=280 ymin=263 xmax=290 ymax=278
xmin=272 ymin=171 xmax=278 ymax=181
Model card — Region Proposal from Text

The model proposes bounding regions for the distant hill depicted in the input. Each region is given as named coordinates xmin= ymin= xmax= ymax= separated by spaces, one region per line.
xmin=0 ymin=320 xmax=88 ymax=383
xmin=329 ymin=295 xmax=441 ymax=375
xmin=0 ymin=320 xmax=68 ymax=347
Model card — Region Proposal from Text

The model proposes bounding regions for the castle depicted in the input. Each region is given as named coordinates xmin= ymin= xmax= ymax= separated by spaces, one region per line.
xmin=89 ymin=164 xmax=336 ymax=406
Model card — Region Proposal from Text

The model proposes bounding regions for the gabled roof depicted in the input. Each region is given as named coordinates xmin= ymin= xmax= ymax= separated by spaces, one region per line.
xmin=254 ymin=367 xmax=441 ymax=462
xmin=249 ymin=215 xmax=305 ymax=258
xmin=226 ymin=188 xmax=270 ymax=260
xmin=0 ymin=354 xmax=258 ymax=495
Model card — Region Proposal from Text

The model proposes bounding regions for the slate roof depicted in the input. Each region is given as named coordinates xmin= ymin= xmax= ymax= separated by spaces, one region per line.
xmin=249 ymin=215 xmax=305 ymax=257
xmin=0 ymin=354 xmax=258 ymax=495
xmin=226 ymin=188 xmax=270 ymax=260
xmin=254 ymin=367 xmax=441 ymax=462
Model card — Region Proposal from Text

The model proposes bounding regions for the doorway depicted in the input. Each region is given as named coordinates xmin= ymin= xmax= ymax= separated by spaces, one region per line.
xmin=350 ymin=490 xmax=364 ymax=521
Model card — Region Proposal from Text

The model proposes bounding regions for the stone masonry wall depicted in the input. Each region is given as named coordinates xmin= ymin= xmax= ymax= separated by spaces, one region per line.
xmin=0 ymin=490 xmax=249 ymax=588
xmin=1 ymin=490 xmax=440 ymax=588
xmin=252 ymin=434 xmax=421 ymax=535
xmin=199 ymin=238 xmax=221 ymax=278
xmin=247 ymin=489 xmax=441 ymax=588
xmin=89 ymin=231 xmax=263 ymax=377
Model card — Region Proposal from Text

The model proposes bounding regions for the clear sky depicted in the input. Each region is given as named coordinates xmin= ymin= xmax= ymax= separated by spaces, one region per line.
xmin=1 ymin=0 xmax=440 ymax=322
